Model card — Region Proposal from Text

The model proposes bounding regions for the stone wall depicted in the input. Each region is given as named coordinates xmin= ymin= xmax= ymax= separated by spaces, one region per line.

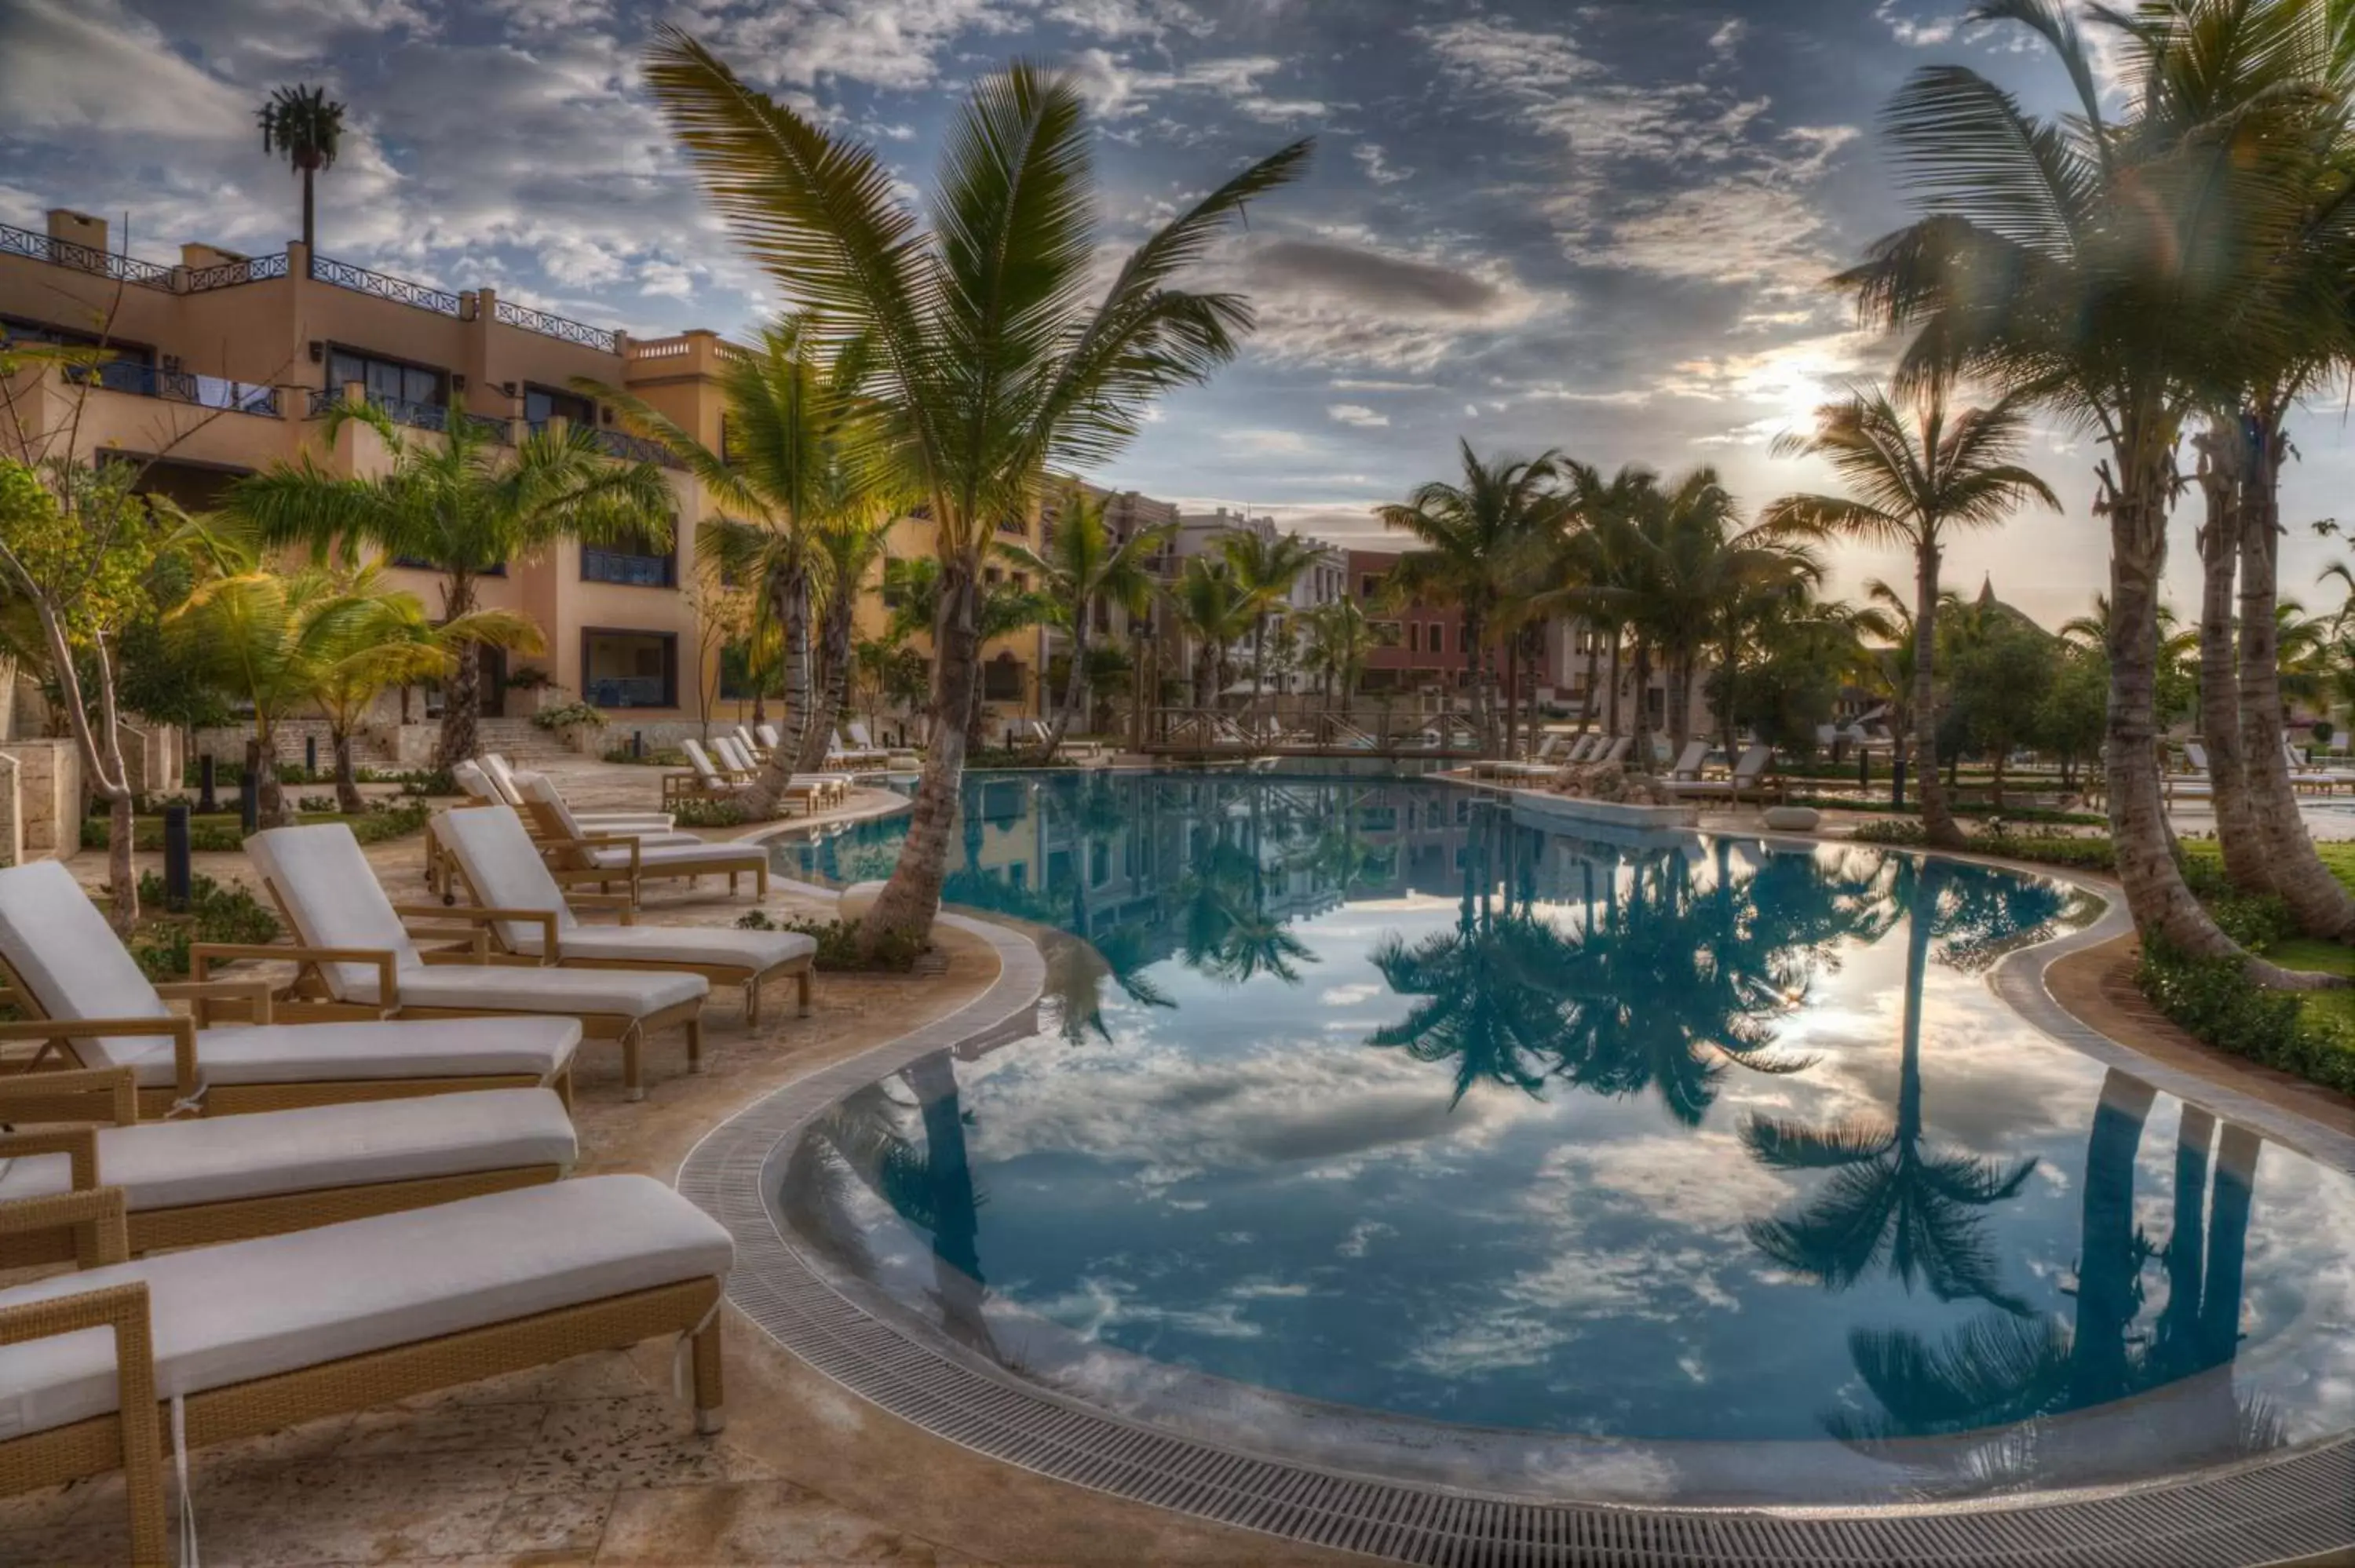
xmin=0 ymin=739 xmax=83 ymax=863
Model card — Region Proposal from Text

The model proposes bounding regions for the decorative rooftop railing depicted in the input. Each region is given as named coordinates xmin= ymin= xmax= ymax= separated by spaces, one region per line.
xmin=493 ymin=298 xmax=618 ymax=353
xmin=184 ymin=253 xmax=289 ymax=292
xmin=308 ymin=253 xmax=462 ymax=316
xmin=0 ymin=223 xmax=174 ymax=290
xmin=69 ymin=360 xmax=281 ymax=417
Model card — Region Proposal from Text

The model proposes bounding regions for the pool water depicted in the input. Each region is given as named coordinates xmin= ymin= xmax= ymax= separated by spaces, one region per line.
xmin=776 ymin=771 xmax=2355 ymax=1495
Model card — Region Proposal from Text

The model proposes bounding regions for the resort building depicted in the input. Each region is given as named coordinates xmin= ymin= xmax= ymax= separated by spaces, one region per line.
xmin=0 ymin=210 xmax=736 ymax=755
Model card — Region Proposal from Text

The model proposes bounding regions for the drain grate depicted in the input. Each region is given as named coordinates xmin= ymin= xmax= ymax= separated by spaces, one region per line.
xmin=677 ymin=903 xmax=2355 ymax=1568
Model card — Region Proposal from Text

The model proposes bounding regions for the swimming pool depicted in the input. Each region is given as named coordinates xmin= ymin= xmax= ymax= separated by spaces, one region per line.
xmin=773 ymin=771 xmax=2355 ymax=1504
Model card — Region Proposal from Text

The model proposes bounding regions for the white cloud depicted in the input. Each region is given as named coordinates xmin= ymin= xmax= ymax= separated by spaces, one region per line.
xmin=1327 ymin=403 xmax=1389 ymax=428
xmin=0 ymin=0 xmax=250 ymax=140
xmin=1352 ymin=141 xmax=1411 ymax=186
xmin=1874 ymin=1 xmax=1959 ymax=47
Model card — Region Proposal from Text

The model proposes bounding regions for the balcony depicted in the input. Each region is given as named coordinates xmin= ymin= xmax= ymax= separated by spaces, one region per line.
xmin=307 ymin=389 xmax=506 ymax=441
xmin=582 ymin=546 xmax=675 ymax=588
xmin=1 ymin=222 xmax=173 ymax=290
xmin=308 ymin=253 xmax=462 ymax=316
xmin=69 ymin=361 xmax=281 ymax=418
xmin=590 ymin=427 xmax=682 ymax=469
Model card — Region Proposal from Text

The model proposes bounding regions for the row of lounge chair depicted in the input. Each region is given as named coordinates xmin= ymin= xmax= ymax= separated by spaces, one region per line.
xmin=0 ymin=773 xmax=831 ymax=1556
xmin=1481 ymin=734 xmax=1782 ymax=804
xmin=2163 ymin=740 xmax=2355 ymax=800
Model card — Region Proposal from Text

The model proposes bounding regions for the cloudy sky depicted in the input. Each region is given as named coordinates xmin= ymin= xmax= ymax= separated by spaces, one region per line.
xmin=5 ymin=0 xmax=2355 ymax=626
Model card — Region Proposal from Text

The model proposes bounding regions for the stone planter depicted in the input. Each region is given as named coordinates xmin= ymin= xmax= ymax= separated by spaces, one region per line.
xmin=1762 ymin=804 xmax=1822 ymax=833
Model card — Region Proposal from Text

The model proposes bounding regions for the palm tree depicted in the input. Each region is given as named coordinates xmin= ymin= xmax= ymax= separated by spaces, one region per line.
xmin=646 ymin=30 xmax=1308 ymax=947
xmin=1299 ymin=595 xmax=1383 ymax=703
xmin=884 ymin=556 xmax=1048 ymax=749
xmin=799 ymin=509 xmax=899 ymax=774
xmin=1741 ymin=861 xmax=2042 ymax=1311
xmin=228 ymin=403 xmax=672 ymax=769
xmin=305 ymin=568 xmax=542 ymax=812
xmin=258 ymin=84 xmax=345 ymax=255
xmin=1841 ymin=0 xmax=2331 ymax=979
xmin=1000 ymin=481 xmax=1172 ymax=763
xmin=593 ymin=317 xmax=885 ymax=810
xmin=1168 ymin=555 xmax=1258 ymax=711
xmin=1763 ymin=385 xmax=2057 ymax=848
xmin=1218 ymin=527 xmax=1327 ymax=708
xmin=1375 ymin=442 xmax=1564 ymax=754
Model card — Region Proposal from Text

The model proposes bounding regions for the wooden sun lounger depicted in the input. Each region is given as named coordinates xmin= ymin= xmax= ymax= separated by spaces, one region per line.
xmin=0 ymin=1176 xmax=729 ymax=1567
xmin=0 ymin=1069 xmax=574 ymax=1267
xmin=433 ymin=805 xmax=817 ymax=1026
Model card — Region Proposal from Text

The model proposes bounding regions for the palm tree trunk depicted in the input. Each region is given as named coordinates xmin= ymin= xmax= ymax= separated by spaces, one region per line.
xmin=2237 ymin=425 xmax=2355 ymax=938
xmin=331 ymin=730 xmax=365 ymax=815
xmin=1914 ymin=543 xmax=1960 ymax=847
xmin=745 ymin=570 xmax=813 ymax=818
xmin=2195 ymin=461 xmax=2271 ymax=892
xmin=2073 ymin=1069 xmax=2157 ymax=1407
xmin=864 ymin=559 xmax=980 ymax=950
xmin=1628 ymin=640 xmax=1655 ymax=773
xmin=301 ymin=167 xmax=316 ymax=255
xmin=796 ymin=587 xmax=856 ymax=775
xmin=1462 ymin=607 xmax=1489 ymax=754
xmin=1605 ymin=628 xmax=1623 ymax=737
xmin=2105 ymin=477 xmax=2321 ymax=979
xmin=1580 ymin=634 xmax=1602 ymax=740
xmin=1039 ymin=622 xmax=1088 ymax=765
xmin=250 ymin=726 xmax=288 ymax=829
xmin=434 ymin=572 xmax=480 ymax=771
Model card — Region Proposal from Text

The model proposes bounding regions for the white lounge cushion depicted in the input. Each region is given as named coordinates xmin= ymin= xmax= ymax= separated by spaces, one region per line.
xmin=374 ymin=962 xmax=707 ymax=1016
xmin=246 ymin=824 xmax=423 ymax=1001
xmin=110 ymin=1017 xmax=582 ymax=1089
xmin=0 ymin=1088 xmax=576 ymax=1209
xmin=0 ymin=860 xmax=177 ymax=1067
xmin=583 ymin=841 xmax=760 ymax=873
xmin=433 ymin=805 xmax=579 ymax=955
xmin=514 ymin=772 xmax=701 ymax=845
xmin=0 ymin=1176 xmax=732 ymax=1440
xmin=530 ymin=925 xmax=817 ymax=971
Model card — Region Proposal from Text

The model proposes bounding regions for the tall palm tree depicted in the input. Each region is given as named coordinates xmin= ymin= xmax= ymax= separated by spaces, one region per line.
xmin=884 ymin=556 xmax=1047 ymax=749
xmin=1842 ymin=0 xmax=2332 ymax=979
xmin=228 ymin=403 xmax=672 ymax=768
xmin=1000 ymin=481 xmax=1172 ymax=763
xmin=258 ymin=84 xmax=345 ymax=255
xmin=646 ymin=30 xmax=1308 ymax=947
xmin=1375 ymin=442 xmax=1564 ymax=755
xmin=799 ymin=509 xmax=898 ymax=774
xmin=1168 ymin=555 xmax=1258 ymax=710
xmin=1218 ymin=527 xmax=1327 ymax=708
xmin=592 ymin=317 xmax=884 ymax=811
xmin=1300 ymin=595 xmax=1383 ymax=703
xmin=1762 ymin=385 xmax=2057 ymax=848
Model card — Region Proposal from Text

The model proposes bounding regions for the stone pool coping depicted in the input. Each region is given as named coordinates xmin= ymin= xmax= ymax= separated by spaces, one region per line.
xmin=674 ymin=831 xmax=2355 ymax=1566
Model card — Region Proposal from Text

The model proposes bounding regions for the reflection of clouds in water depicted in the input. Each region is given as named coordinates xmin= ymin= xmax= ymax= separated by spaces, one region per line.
xmin=1527 ymin=1131 xmax=1795 ymax=1239
xmin=1402 ymin=1243 xmax=1741 ymax=1378
xmin=1338 ymin=1219 xmax=1394 ymax=1258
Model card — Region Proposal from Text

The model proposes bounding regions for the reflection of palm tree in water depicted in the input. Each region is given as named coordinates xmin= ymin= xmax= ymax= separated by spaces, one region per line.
xmin=1826 ymin=1069 xmax=2278 ymax=1482
xmin=1368 ymin=814 xmax=1867 ymax=1123
xmin=785 ymin=1053 xmax=999 ymax=1358
xmin=1742 ymin=859 xmax=2039 ymax=1311
xmin=1178 ymin=824 xmax=1315 ymax=986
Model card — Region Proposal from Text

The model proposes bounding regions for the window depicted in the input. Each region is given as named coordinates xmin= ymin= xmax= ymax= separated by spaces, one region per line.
xmin=1459 ymin=625 xmax=1473 ymax=654
xmin=984 ymin=566 xmax=1002 ymax=585
xmin=523 ymin=384 xmax=593 ymax=428
xmin=983 ymin=654 xmax=1024 ymax=702
xmin=1360 ymin=574 xmax=1380 ymax=599
xmin=326 ymin=348 xmax=445 ymax=410
xmin=580 ymin=629 xmax=676 ymax=709
xmin=582 ymin=530 xmax=675 ymax=588
xmin=1408 ymin=624 xmax=1421 ymax=654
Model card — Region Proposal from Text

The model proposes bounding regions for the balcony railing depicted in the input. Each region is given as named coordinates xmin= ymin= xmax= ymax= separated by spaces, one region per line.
xmin=582 ymin=547 xmax=676 ymax=588
xmin=69 ymin=361 xmax=281 ymax=418
xmin=0 ymin=224 xmax=173 ymax=290
xmin=585 ymin=674 xmax=669 ymax=708
xmin=590 ymin=427 xmax=682 ymax=469
xmin=308 ymin=253 xmax=462 ymax=316
xmin=305 ymin=388 xmax=505 ymax=440
xmin=493 ymin=298 xmax=618 ymax=353
xmin=184 ymin=253 xmax=290 ymax=292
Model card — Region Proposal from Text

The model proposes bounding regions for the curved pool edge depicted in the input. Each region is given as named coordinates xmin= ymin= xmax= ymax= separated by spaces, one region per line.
xmin=672 ymin=854 xmax=2355 ymax=1568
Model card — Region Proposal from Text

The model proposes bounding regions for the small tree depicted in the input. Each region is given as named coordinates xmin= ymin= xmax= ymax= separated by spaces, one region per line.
xmin=999 ymin=480 xmax=1171 ymax=763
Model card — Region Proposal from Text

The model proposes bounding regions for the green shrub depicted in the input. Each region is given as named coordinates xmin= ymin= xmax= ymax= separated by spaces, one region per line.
xmin=349 ymin=801 xmax=432 ymax=844
xmin=734 ymin=911 xmax=925 ymax=972
xmin=674 ymin=798 xmax=747 ymax=829
xmin=1848 ymin=818 xmax=2119 ymax=873
xmin=125 ymin=871 xmax=282 ymax=979
xmin=602 ymin=743 xmax=688 ymax=767
xmin=532 ymin=699 xmax=606 ymax=732
xmin=2137 ymin=942 xmax=2355 ymax=1095
xmin=395 ymin=768 xmax=456 ymax=797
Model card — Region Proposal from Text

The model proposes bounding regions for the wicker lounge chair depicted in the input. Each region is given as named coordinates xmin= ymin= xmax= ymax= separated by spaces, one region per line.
xmin=480 ymin=754 xmax=675 ymax=833
xmin=713 ymin=736 xmax=847 ymax=809
xmin=0 ymin=1174 xmax=730 ymax=1566
xmin=0 ymin=1071 xmax=574 ymax=1265
xmin=433 ymin=805 xmax=817 ymax=1025
xmin=0 ymin=861 xmax=579 ymax=1121
xmin=244 ymin=824 xmax=710 ymax=1102
xmin=513 ymin=773 xmax=772 ymax=903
